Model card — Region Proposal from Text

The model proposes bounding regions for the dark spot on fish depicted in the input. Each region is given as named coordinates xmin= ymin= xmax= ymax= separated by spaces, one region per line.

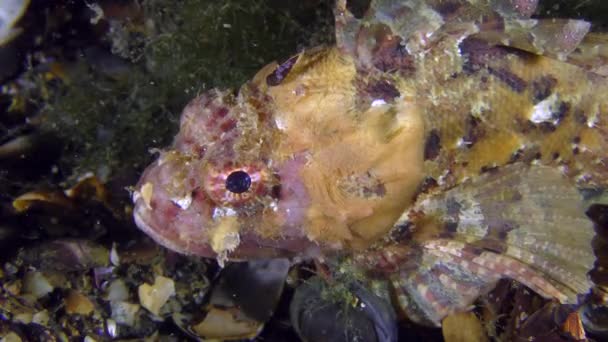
xmin=216 ymin=106 xmax=229 ymax=118
xmin=552 ymin=152 xmax=560 ymax=160
xmin=266 ymin=54 xmax=299 ymax=86
xmin=444 ymin=221 xmax=458 ymax=234
xmin=514 ymin=117 xmax=534 ymax=134
xmin=424 ymin=130 xmax=441 ymax=160
xmin=366 ymin=80 xmax=401 ymax=103
xmin=480 ymin=165 xmax=499 ymax=174
xmin=554 ymin=101 xmax=570 ymax=121
xmin=271 ymin=184 xmax=281 ymax=199
xmin=439 ymin=198 xmax=462 ymax=237
xmin=391 ymin=221 xmax=414 ymax=242
xmin=488 ymin=67 xmax=527 ymax=93
xmin=478 ymin=15 xmax=505 ymax=33
xmin=493 ymin=221 xmax=518 ymax=235
xmin=573 ymin=136 xmax=581 ymax=144
xmin=362 ymin=182 xmax=387 ymax=198
xmin=433 ymin=1 xmax=463 ymax=18
xmin=538 ymin=122 xmax=557 ymax=133
xmin=219 ymin=119 xmax=237 ymax=132
xmin=459 ymin=38 xmax=508 ymax=72
xmin=575 ymin=110 xmax=587 ymax=125
xmin=462 ymin=244 xmax=484 ymax=256
xmin=369 ymin=27 xmax=415 ymax=73
xmin=346 ymin=0 xmax=370 ymax=19
xmin=162 ymin=202 xmax=180 ymax=219
xmin=192 ymin=188 xmax=206 ymax=201
xmin=463 ymin=115 xmax=484 ymax=148
xmin=474 ymin=239 xmax=508 ymax=254
xmin=477 ymin=220 xmax=518 ymax=253
xmin=509 ymin=149 xmax=523 ymax=163
xmin=531 ymin=75 xmax=557 ymax=103
xmin=417 ymin=176 xmax=438 ymax=195
xmin=510 ymin=191 xmax=523 ymax=202
xmin=446 ymin=197 xmax=462 ymax=218
xmin=573 ymin=147 xmax=580 ymax=155
xmin=496 ymin=230 xmax=509 ymax=240
xmin=515 ymin=146 xmax=542 ymax=164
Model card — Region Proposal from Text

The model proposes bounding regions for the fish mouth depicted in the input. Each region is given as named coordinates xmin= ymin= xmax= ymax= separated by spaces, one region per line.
xmin=132 ymin=194 xmax=217 ymax=258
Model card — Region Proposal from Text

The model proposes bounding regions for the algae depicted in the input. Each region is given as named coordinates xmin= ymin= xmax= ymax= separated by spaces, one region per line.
xmin=41 ymin=0 xmax=334 ymax=183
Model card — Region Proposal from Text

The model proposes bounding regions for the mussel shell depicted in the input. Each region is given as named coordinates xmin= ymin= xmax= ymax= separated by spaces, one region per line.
xmin=580 ymin=302 xmax=608 ymax=339
xmin=178 ymin=259 xmax=290 ymax=340
xmin=290 ymin=276 xmax=397 ymax=342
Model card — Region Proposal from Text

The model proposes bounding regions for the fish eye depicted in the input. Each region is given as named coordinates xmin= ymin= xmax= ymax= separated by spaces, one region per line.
xmin=225 ymin=170 xmax=251 ymax=194
xmin=202 ymin=163 xmax=276 ymax=207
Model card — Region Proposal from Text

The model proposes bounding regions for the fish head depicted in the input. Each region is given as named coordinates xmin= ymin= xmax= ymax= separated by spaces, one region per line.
xmin=133 ymin=48 xmax=426 ymax=261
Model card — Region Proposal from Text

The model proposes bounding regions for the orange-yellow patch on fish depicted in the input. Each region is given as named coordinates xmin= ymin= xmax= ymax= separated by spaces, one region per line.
xmin=258 ymin=49 xmax=426 ymax=249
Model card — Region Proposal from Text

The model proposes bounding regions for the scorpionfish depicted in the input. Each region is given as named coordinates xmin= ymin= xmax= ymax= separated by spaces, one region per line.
xmin=133 ymin=0 xmax=608 ymax=327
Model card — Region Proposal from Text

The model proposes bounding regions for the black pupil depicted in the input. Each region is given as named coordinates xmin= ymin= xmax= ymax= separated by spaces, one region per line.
xmin=225 ymin=170 xmax=252 ymax=194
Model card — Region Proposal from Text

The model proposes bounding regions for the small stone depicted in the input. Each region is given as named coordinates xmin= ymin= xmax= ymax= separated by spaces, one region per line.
xmin=1 ymin=332 xmax=23 ymax=342
xmin=138 ymin=275 xmax=175 ymax=316
xmin=32 ymin=310 xmax=50 ymax=326
xmin=111 ymin=301 xmax=140 ymax=327
xmin=106 ymin=279 xmax=129 ymax=302
xmin=64 ymin=290 xmax=95 ymax=315
xmin=3 ymin=280 xmax=21 ymax=296
xmin=22 ymin=272 xmax=53 ymax=299
xmin=13 ymin=312 xmax=32 ymax=324
xmin=442 ymin=311 xmax=488 ymax=342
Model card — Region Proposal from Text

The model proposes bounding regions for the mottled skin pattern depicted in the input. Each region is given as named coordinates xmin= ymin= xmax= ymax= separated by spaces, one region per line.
xmin=133 ymin=0 xmax=607 ymax=328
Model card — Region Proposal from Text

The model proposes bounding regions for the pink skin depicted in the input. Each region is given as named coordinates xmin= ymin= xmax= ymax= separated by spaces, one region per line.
xmin=133 ymin=90 xmax=320 ymax=259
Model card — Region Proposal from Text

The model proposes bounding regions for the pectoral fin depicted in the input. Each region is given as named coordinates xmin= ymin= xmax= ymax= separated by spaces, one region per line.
xmin=388 ymin=163 xmax=595 ymax=326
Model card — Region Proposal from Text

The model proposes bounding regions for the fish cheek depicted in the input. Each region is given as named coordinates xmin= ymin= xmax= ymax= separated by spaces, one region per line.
xmin=299 ymin=102 xmax=426 ymax=249
xmin=348 ymin=102 xmax=426 ymax=246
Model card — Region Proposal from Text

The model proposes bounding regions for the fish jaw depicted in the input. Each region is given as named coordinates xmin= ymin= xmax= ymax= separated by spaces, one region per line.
xmin=132 ymin=151 xmax=217 ymax=257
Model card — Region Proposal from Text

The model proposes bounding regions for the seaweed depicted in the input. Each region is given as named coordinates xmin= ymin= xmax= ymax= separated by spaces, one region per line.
xmin=40 ymin=0 xmax=334 ymax=183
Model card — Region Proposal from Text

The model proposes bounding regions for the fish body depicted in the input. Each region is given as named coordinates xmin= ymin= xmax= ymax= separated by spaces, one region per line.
xmin=133 ymin=0 xmax=607 ymax=327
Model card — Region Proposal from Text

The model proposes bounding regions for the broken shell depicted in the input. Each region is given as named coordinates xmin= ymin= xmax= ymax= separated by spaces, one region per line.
xmin=580 ymin=302 xmax=608 ymax=339
xmin=137 ymin=275 xmax=175 ymax=316
xmin=290 ymin=276 xmax=397 ymax=342
xmin=18 ymin=239 xmax=109 ymax=272
xmin=0 ymin=0 xmax=30 ymax=44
